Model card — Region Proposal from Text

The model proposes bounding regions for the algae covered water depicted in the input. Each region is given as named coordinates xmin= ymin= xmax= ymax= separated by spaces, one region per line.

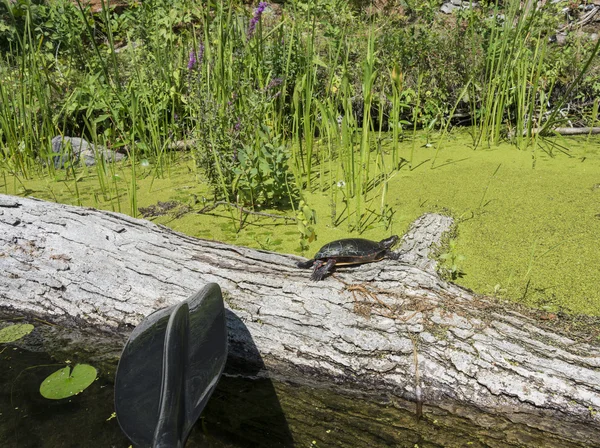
xmin=2 ymin=132 xmax=600 ymax=446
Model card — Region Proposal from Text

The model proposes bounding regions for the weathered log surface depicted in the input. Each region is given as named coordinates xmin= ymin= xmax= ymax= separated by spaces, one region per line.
xmin=1 ymin=194 xmax=600 ymax=446
xmin=529 ymin=126 xmax=600 ymax=136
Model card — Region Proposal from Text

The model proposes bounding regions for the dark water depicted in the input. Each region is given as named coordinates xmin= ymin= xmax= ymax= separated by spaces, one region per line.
xmin=1 ymin=346 xmax=290 ymax=448
xmin=2 ymin=346 xmax=598 ymax=448
xmin=0 ymin=347 xmax=128 ymax=448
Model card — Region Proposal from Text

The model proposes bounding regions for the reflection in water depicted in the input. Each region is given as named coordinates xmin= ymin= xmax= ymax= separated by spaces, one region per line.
xmin=189 ymin=375 xmax=294 ymax=447
xmin=187 ymin=310 xmax=293 ymax=447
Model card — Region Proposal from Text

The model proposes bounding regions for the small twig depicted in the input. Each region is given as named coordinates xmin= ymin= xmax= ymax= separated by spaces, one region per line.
xmin=34 ymin=317 xmax=58 ymax=327
xmin=197 ymin=201 xmax=297 ymax=222
xmin=335 ymin=276 xmax=396 ymax=318
xmin=347 ymin=284 xmax=394 ymax=312
xmin=410 ymin=334 xmax=423 ymax=420
xmin=558 ymin=6 xmax=600 ymax=33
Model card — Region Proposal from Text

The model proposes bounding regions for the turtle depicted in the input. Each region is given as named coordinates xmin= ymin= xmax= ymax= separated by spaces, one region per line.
xmin=297 ymin=235 xmax=400 ymax=281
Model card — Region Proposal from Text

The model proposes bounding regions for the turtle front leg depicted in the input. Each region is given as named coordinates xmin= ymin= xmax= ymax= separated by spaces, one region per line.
xmin=386 ymin=250 xmax=402 ymax=261
xmin=311 ymin=259 xmax=337 ymax=281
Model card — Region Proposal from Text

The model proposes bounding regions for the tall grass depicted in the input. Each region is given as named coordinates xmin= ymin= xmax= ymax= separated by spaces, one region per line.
xmin=474 ymin=0 xmax=582 ymax=148
xmin=1 ymin=0 xmax=599 ymax=235
xmin=0 ymin=2 xmax=55 ymax=177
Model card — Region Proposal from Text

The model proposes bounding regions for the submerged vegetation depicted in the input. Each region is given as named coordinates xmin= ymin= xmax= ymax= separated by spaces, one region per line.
xmin=1 ymin=0 xmax=599 ymax=314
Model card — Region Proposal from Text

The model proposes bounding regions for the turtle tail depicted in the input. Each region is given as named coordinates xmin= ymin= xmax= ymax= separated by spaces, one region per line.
xmin=297 ymin=259 xmax=315 ymax=269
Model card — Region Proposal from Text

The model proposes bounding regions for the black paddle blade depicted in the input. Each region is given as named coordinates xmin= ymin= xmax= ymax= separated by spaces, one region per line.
xmin=152 ymin=301 xmax=189 ymax=448
xmin=115 ymin=283 xmax=228 ymax=448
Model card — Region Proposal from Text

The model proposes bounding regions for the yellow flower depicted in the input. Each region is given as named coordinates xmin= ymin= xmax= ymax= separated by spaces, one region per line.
xmin=391 ymin=63 xmax=403 ymax=92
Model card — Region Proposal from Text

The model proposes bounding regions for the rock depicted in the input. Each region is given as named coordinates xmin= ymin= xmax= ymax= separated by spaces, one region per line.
xmin=554 ymin=32 xmax=568 ymax=45
xmin=50 ymin=136 xmax=125 ymax=169
xmin=440 ymin=0 xmax=478 ymax=13
xmin=441 ymin=2 xmax=459 ymax=13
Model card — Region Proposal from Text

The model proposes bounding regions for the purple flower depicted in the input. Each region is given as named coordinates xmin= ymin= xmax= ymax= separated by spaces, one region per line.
xmin=198 ymin=43 xmax=204 ymax=64
xmin=248 ymin=2 xmax=268 ymax=39
xmin=187 ymin=50 xmax=196 ymax=70
xmin=233 ymin=119 xmax=242 ymax=133
xmin=187 ymin=43 xmax=204 ymax=70
xmin=266 ymin=77 xmax=283 ymax=90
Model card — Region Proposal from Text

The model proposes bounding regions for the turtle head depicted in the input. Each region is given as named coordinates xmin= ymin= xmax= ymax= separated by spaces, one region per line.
xmin=380 ymin=235 xmax=399 ymax=249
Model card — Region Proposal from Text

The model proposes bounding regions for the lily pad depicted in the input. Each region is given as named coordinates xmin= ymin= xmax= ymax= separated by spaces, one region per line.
xmin=0 ymin=323 xmax=34 ymax=343
xmin=40 ymin=364 xmax=97 ymax=400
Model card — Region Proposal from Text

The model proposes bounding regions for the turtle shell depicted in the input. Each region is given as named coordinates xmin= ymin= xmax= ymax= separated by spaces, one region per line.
xmin=313 ymin=238 xmax=392 ymax=264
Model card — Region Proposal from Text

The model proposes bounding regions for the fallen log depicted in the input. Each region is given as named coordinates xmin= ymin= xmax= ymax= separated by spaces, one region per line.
xmin=1 ymin=194 xmax=599 ymax=446
xmin=529 ymin=126 xmax=600 ymax=136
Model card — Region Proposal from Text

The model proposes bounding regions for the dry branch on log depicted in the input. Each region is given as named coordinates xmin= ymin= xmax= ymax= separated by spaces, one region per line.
xmin=1 ymin=194 xmax=599 ymax=446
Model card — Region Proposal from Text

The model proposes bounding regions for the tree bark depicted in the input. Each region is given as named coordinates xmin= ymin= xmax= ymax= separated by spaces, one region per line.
xmin=1 ymin=194 xmax=599 ymax=445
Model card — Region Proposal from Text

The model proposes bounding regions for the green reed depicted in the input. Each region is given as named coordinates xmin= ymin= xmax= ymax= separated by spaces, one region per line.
xmin=475 ymin=0 xmax=554 ymax=148
xmin=356 ymin=26 xmax=377 ymax=229
xmin=389 ymin=64 xmax=404 ymax=168
xmin=410 ymin=73 xmax=423 ymax=169
xmin=0 ymin=2 xmax=55 ymax=178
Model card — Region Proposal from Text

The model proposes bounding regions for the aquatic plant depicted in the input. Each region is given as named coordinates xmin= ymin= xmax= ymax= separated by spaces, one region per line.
xmin=232 ymin=126 xmax=295 ymax=207
xmin=0 ymin=324 xmax=34 ymax=343
xmin=39 ymin=364 xmax=98 ymax=400
xmin=296 ymin=200 xmax=317 ymax=251
xmin=438 ymin=239 xmax=466 ymax=281
xmin=1 ymin=0 xmax=599 ymax=243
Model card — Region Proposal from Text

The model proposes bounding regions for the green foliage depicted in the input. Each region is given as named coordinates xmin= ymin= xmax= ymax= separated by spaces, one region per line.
xmin=439 ymin=239 xmax=466 ymax=281
xmin=1 ymin=0 xmax=600 ymax=243
xmin=0 ymin=0 xmax=46 ymax=48
xmin=0 ymin=323 xmax=34 ymax=343
xmin=233 ymin=126 xmax=294 ymax=207
xmin=39 ymin=364 xmax=97 ymax=400
xmin=291 ymin=0 xmax=354 ymax=39
xmin=296 ymin=199 xmax=317 ymax=251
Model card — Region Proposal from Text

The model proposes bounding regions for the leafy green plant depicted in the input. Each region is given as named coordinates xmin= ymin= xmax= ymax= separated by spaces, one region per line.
xmin=233 ymin=126 xmax=295 ymax=207
xmin=439 ymin=239 xmax=466 ymax=281
xmin=2 ymin=0 xmax=600 ymax=244
xmin=296 ymin=199 xmax=316 ymax=251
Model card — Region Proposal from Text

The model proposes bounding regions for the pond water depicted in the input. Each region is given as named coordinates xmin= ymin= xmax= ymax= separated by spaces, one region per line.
xmin=1 ymin=347 xmax=128 ymax=447
xmin=1 ymin=345 xmax=597 ymax=448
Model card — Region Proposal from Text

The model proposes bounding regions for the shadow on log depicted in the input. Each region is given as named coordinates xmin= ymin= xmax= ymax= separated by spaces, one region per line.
xmin=1 ymin=194 xmax=599 ymax=446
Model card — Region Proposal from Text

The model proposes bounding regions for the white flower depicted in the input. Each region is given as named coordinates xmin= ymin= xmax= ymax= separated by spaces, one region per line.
xmin=337 ymin=180 xmax=346 ymax=188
